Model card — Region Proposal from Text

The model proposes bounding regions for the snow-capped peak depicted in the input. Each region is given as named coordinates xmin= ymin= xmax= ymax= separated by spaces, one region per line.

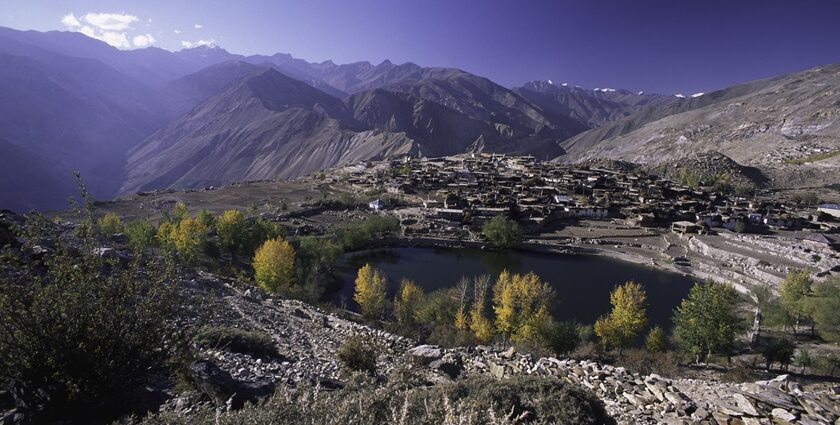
xmin=561 ymin=83 xmax=568 ymax=87
xmin=691 ymin=92 xmax=705 ymax=98
xmin=637 ymin=91 xmax=644 ymax=95
xmin=675 ymin=94 xmax=685 ymax=98
xmin=595 ymin=88 xmax=616 ymax=93
xmin=547 ymin=79 xmax=554 ymax=85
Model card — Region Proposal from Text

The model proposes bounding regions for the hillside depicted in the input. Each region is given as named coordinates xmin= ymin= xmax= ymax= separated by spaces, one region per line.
xmin=556 ymin=65 xmax=840 ymax=188
xmin=120 ymin=68 xmax=416 ymax=193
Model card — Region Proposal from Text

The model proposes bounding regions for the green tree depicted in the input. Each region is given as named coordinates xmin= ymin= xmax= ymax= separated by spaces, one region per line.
xmin=780 ymin=269 xmax=812 ymax=336
xmin=673 ymin=280 xmax=741 ymax=363
xmin=216 ymin=209 xmax=247 ymax=258
xmin=124 ymin=219 xmax=157 ymax=250
xmin=645 ymin=326 xmax=666 ymax=353
xmin=252 ymin=237 xmax=296 ymax=293
xmin=482 ymin=216 xmax=521 ymax=248
xmin=294 ymin=236 xmax=342 ymax=301
xmin=804 ymin=277 xmax=840 ymax=342
xmin=354 ymin=263 xmax=387 ymax=320
xmin=97 ymin=212 xmax=123 ymax=236
xmin=243 ymin=218 xmax=283 ymax=256
xmin=594 ymin=281 xmax=648 ymax=355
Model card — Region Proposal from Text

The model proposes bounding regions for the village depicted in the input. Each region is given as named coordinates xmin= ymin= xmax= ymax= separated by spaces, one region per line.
xmin=322 ymin=153 xmax=840 ymax=290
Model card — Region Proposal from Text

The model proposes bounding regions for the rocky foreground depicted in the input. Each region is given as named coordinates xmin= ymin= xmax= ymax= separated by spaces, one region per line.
xmin=179 ymin=272 xmax=839 ymax=425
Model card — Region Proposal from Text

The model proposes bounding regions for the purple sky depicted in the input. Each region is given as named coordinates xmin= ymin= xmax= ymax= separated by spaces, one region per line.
xmin=2 ymin=0 xmax=840 ymax=94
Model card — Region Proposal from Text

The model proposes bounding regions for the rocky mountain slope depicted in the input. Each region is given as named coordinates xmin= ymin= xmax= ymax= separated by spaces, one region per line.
xmin=556 ymin=65 xmax=840 ymax=188
xmin=120 ymin=68 xmax=417 ymax=193
xmin=2 ymin=25 xmax=839 ymax=211
xmin=514 ymin=80 xmax=677 ymax=127
xmin=172 ymin=271 xmax=840 ymax=425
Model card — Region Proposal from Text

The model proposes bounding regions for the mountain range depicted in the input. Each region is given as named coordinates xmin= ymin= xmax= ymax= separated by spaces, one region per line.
xmin=1 ymin=26 xmax=838 ymax=211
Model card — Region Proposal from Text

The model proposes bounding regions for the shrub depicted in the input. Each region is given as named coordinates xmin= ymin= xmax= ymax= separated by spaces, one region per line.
xmin=336 ymin=336 xmax=377 ymax=375
xmin=125 ymin=219 xmax=157 ymax=250
xmin=193 ymin=326 xmax=278 ymax=359
xmin=481 ymin=216 xmax=521 ymax=248
xmin=253 ymin=237 xmax=296 ymax=293
xmin=138 ymin=375 xmax=614 ymax=425
xmin=645 ymin=326 xmax=666 ymax=353
xmin=759 ymin=337 xmax=795 ymax=371
xmin=534 ymin=320 xmax=581 ymax=356
xmin=0 ymin=236 xmax=183 ymax=422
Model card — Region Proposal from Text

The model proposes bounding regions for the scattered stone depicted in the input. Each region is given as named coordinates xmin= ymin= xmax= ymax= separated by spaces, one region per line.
xmin=770 ymin=407 xmax=797 ymax=423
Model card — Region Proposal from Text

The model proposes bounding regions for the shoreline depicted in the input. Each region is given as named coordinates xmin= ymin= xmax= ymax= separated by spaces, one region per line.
xmin=360 ymin=235 xmax=751 ymax=293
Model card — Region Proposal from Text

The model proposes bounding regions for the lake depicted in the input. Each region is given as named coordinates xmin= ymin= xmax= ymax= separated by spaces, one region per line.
xmin=337 ymin=247 xmax=696 ymax=328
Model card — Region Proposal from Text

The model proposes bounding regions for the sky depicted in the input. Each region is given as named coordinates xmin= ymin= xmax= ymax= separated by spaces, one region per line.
xmin=2 ymin=0 xmax=840 ymax=94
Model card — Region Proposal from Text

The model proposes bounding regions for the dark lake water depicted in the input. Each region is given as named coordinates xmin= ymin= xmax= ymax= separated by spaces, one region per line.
xmin=337 ymin=247 xmax=696 ymax=328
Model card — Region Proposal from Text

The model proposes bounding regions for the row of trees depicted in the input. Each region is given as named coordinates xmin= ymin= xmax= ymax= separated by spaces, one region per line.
xmin=758 ymin=270 xmax=840 ymax=342
xmin=353 ymin=266 xmax=571 ymax=353
xmin=353 ymin=262 xmax=751 ymax=363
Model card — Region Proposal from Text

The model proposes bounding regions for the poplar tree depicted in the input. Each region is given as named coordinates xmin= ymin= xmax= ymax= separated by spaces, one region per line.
xmin=394 ymin=279 xmax=424 ymax=326
xmin=253 ymin=237 xmax=296 ymax=293
xmin=673 ymin=280 xmax=741 ymax=363
xmin=595 ymin=281 xmax=648 ymax=355
xmin=779 ymin=269 xmax=812 ymax=336
xmin=354 ymin=263 xmax=387 ymax=320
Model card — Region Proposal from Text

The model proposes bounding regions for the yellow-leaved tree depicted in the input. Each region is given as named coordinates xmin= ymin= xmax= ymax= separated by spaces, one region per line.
xmin=354 ymin=263 xmax=387 ymax=320
xmin=97 ymin=212 xmax=123 ymax=236
xmin=595 ymin=281 xmax=647 ymax=355
xmin=216 ymin=209 xmax=247 ymax=258
xmin=470 ymin=274 xmax=494 ymax=343
xmin=394 ymin=279 xmax=424 ymax=326
xmin=170 ymin=217 xmax=207 ymax=264
xmin=253 ymin=237 xmax=296 ymax=293
xmin=492 ymin=270 xmax=554 ymax=343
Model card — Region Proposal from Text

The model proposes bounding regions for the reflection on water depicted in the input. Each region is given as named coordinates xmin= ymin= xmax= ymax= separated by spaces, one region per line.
xmin=337 ymin=247 xmax=695 ymax=328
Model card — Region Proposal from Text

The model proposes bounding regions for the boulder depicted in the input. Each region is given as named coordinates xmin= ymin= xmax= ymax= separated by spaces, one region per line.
xmin=189 ymin=360 xmax=275 ymax=409
xmin=407 ymin=345 xmax=442 ymax=365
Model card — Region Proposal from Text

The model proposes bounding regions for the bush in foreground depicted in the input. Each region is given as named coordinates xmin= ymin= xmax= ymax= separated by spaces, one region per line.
xmin=136 ymin=375 xmax=614 ymax=425
xmin=0 ymin=223 xmax=184 ymax=422
xmin=336 ymin=336 xmax=377 ymax=375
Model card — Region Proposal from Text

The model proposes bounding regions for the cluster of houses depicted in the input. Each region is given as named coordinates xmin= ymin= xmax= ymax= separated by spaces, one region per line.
xmin=344 ymin=154 xmax=840 ymax=249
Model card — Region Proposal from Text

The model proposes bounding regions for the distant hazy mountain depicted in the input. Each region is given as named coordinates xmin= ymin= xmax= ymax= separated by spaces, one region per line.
xmin=120 ymin=68 xmax=416 ymax=193
xmin=0 ymin=32 xmax=166 ymax=210
xmin=1 ymin=25 xmax=837 ymax=210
